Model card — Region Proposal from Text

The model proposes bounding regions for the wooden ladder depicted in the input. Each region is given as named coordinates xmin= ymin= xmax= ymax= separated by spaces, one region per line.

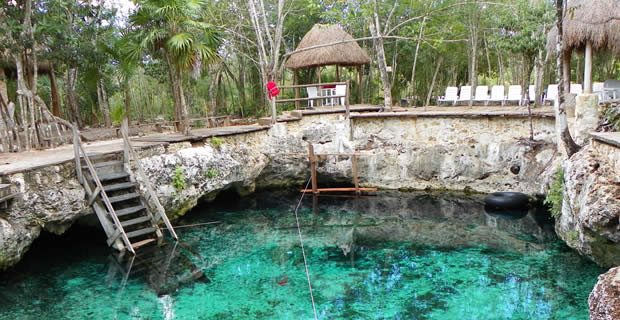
xmin=73 ymin=123 xmax=177 ymax=254
xmin=0 ymin=184 xmax=17 ymax=209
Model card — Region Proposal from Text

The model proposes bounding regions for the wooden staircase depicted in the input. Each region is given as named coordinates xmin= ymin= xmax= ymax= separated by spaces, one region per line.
xmin=0 ymin=184 xmax=17 ymax=209
xmin=73 ymin=120 xmax=177 ymax=254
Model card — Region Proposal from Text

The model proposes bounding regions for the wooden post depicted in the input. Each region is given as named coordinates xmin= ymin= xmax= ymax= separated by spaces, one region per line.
xmin=584 ymin=41 xmax=593 ymax=94
xmin=294 ymin=70 xmax=300 ymax=110
xmin=271 ymin=96 xmax=277 ymax=124
xmin=72 ymin=124 xmax=83 ymax=184
xmin=121 ymin=119 xmax=130 ymax=166
xmin=336 ymin=65 xmax=340 ymax=82
xmin=352 ymin=155 xmax=360 ymax=195
xmin=308 ymin=143 xmax=318 ymax=194
xmin=562 ymin=51 xmax=571 ymax=94
xmin=345 ymin=80 xmax=351 ymax=119
xmin=358 ymin=66 xmax=364 ymax=104
xmin=317 ymin=67 xmax=322 ymax=107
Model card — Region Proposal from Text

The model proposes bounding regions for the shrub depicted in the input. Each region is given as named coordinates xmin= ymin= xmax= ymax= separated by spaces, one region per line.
xmin=211 ymin=136 xmax=224 ymax=148
xmin=544 ymin=168 xmax=564 ymax=219
xmin=172 ymin=165 xmax=186 ymax=192
xmin=205 ymin=169 xmax=218 ymax=179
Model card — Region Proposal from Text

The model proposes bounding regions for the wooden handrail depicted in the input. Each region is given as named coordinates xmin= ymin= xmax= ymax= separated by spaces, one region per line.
xmin=121 ymin=119 xmax=178 ymax=240
xmin=278 ymin=82 xmax=348 ymax=89
xmin=73 ymin=124 xmax=135 ymax=254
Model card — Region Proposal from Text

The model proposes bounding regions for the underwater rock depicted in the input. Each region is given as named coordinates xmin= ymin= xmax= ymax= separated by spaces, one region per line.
xmin=556 ymin=142 xmax=620 ymax=268
xmin=589 ymin=266 xmax=620 ymax=320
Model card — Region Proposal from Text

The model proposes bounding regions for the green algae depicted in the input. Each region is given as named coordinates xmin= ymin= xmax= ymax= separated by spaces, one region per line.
xmin=0 ymin=191 xmax=603 ymax=320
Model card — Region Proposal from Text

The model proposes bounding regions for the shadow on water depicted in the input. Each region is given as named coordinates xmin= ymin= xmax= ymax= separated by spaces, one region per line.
xmin=105 ymin=240 xmax=207 ymax=297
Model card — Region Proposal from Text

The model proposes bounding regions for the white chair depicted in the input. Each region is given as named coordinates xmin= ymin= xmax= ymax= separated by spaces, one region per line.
xmin=506 ymin=85 xmax=522 ymax=105
xmin=489 ymin=86 xmax=505 ymax=106
xmin=593 ymin=82 xmax=605 ymax=101
xmin=438 ymin=87 xmax=458 ymax=105
xmin=570 ymin=83 xmax=583 ymax=95
xmin=335 ymin=85 xmax=346 ymax=106
xmin=528 ymin=85 xmax=536 ymax=103
xmin=473 ymin=86 xmax=489 ymax=105
xmin=544 ymin=84 xmax=558 ymax=105
xmin=307 ymin=87 xmax=318 ymax=109
xmin=603 ymin=80 xmax=620 ymax=102
xmin=456 ymin=86 xmax=472 ymax=104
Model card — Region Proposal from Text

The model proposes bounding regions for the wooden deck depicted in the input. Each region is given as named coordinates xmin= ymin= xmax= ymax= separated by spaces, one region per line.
xmin=0 ymin=125 xmax=270 ymax=175
xmin=350 ymin=105 xmax=555 ymax=119
xmin=591 ymin=132 xmax=620 ymax=148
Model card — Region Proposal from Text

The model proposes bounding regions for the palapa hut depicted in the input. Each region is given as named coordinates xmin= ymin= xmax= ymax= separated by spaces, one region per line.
xmin=547 ymin=0 xmax=620 ymax=93
xmin=285 ymin=24 xmax=371 ymax=104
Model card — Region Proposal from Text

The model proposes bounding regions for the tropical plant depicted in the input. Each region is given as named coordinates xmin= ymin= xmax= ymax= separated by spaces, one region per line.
xmin=127 ymin=0 xmax=221 ymax=133
xmin=544 ymin=168 xmax=564 ymax=219
xmin=172 ymin=165 xmax=187 ymax=192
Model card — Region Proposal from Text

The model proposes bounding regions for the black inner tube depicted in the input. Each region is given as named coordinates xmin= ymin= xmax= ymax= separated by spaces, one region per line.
xmin=484 ymin=192 xmax=530 ymax=211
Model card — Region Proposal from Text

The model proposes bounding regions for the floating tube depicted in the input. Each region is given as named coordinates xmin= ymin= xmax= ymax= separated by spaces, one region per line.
xmin=484 ymin=192 xmax=530 ymax=211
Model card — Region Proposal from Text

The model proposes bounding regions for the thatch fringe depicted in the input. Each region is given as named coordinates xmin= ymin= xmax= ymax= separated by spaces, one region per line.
xmin=284 ymin=24 xmax=370 ymax=70
xmin=547 ymin=0 xmax=620 ymax=56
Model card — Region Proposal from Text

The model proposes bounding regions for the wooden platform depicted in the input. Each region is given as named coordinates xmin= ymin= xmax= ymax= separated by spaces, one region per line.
xmin=591 ymin=132 xmax=620 ymax=149
xmin=350 ymin=106 xmax=555 ymax=119
xmin=132 ymin=125 xmax=270 ymax=143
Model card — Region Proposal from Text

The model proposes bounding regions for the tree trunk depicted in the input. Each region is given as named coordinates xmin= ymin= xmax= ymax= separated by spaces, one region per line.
xmin=533 ymin=49 xmax=546 ymax=107
xmin=65 ymin=68 xmax=82 ymax=128
xmin=555 ymin=0 xmax=580 ymax=157
xmin=426 ymin=56 xmax=443 ymax=107
xmin=124 ymin=78 xmax=131 ymax=123
xmin=369 ymin=12 xmax=392 ymax=110
xmin=238 ymin=55 xmax=246 ymax=116
xmin=99 ymin=77 xmax=111 ymax=127
xmin=49 ymin=65 xmax=61 ymax=117
xmin=484 ymin=33 xmax=492 ymax=78
xmin=409 ymin=17 xmax=426 ymax=98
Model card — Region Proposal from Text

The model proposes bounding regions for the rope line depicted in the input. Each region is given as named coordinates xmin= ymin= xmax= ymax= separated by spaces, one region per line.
xmin=294 ymin=176 xmax=318 ymax=320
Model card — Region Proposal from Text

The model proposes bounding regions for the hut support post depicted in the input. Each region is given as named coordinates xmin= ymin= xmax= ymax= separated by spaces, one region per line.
xmin=271 ymin=97 xmax=277 ymax=124
xmin=317 ymin=67 xmax=322 ymax=107
xmin=584 ymin=41 xmax=593 ymax=94
xmin=562 ymin=52 xmax=571 ymax=93
xmin=336 ymin=66 xmax=340 ymax=82
xmin=358 ymin=66 xmax=364 ymax=104
xmin=294 ymin=70 xmax=300 ymax=109
xmin=345 ymin=80 xmax=350 ymax=119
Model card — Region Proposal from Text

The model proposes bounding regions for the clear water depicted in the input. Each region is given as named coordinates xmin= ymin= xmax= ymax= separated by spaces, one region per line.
xmin=0 ymin=191 xmax=603 ymax=320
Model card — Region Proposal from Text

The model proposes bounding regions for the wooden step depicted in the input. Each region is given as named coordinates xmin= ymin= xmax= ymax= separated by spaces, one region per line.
xmin=108 ymin=192 xmax=140 ymax=203
xmin=121 ymin=216 xmax=152 ymax=227
xmin=132 ymin=238 xmax=157 ymax=249
xmin=93 ymin=160 xmax=124 ymax=168
xmin=104 ymin=182 xmax=136 ymax=193
xmin=116 ymin=205 xmax=146 ymax=217
xmin=126 ymin=227 xmax=157 ymax=238
xmin=98 ymin=172 xmax=130 ymax=182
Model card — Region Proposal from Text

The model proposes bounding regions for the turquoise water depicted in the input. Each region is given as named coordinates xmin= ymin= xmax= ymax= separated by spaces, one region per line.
xmin=0 ymin=191 xmax=603 ymax=320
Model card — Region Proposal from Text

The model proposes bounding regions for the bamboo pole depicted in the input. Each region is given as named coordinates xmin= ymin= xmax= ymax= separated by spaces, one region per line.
xmin=584 ymin=41 xmax=593 ymax=94
xmin=294 ymin=70 xmax=300 ymax=110
xmin=308 ymin=143 xmax=318 ymax=194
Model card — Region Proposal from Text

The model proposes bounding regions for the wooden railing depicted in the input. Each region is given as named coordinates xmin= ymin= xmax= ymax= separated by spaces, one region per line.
xmin=73 ymin=124 xmax=135 ymax=254
xmin=275 ymin=81 xmax=351 ymax=119
xmin=120 ymin=119 xmax=178 ymax=241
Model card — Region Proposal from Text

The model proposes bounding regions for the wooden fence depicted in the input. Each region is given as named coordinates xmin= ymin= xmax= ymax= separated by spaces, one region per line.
xmin=275 ymin=81 xmax=351 ymax=120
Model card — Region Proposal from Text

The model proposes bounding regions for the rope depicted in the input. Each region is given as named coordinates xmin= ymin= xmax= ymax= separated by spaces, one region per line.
xmin=294 ymin=176 xmax=318 ymax=320
xmin=163 ymin=221 xmax=222 ymax=229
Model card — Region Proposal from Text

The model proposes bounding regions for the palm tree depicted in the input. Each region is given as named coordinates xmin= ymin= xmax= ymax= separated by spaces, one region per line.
xmin=127 ymin=0 xmax=220 ymax=134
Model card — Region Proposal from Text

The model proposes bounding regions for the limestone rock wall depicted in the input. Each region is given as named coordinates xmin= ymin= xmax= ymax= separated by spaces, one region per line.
xmin=556 ymin=139 xmax=620 ymax=268
xmin=589 ymin=266 xmax=620 ymax=320
xmin=257 ymin=115 xmax=559 ymax=194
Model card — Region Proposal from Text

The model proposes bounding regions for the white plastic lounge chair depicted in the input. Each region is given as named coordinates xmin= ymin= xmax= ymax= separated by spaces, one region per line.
xmin=456 ymin=86 xmax=472 ymax=104
xmin=307 ymin=87 xmax=318 ymax=109
xmin=489 ymin=86 xmax=505 ymax=106
xmin=335 ymin=85 xmax=346 ymax=106
xmin=593 ymin=82 xmax=605 ymax=101
xmin=438 ymin=87 xmax=458 ymax=105
xmin=570 ymin=84 xmax=583 ymax=95
xmin=528 ymin=85 xmax=536 ymax=103
xmin=544 ymin=84 xmax=558 ymax=105
xmin=603 ymin=80 xmax=620 ymax=102
xmin=506 ymin=85 xmax=522 ymax=105
xmin=473 ymin=86 xmax=489 ymax=105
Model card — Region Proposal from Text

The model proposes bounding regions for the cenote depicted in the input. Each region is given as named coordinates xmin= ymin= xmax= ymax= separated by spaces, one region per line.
xmin=0 ymin=191 xmax=603 ymax=320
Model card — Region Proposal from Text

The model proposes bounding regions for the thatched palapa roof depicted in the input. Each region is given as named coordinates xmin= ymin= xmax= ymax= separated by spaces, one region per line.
xmin=547 ymin=0 xmax=620 ymax=55
xmin=285 ymin=24 xmax=370 ymax=70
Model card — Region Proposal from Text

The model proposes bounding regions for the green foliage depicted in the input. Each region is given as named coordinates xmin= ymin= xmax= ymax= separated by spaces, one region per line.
xmin=110 ymin=104 xmax=125 ymax=126
xmin=211 ymin=136 xmax=224 ymax=148
xmin=600 ymin=103 xmax=620 ymax=132
xmin=172 ymin=165 xmax=186 ymax=192
xmin=205 ymin=169 xmax=219 ymax=179
xmin=544 ymin=168 xmax=564 ymax=219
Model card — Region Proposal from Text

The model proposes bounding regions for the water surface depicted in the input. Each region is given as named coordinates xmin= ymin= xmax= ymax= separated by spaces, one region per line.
xmin=0 ymin=191 xmax=603 ymax=319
